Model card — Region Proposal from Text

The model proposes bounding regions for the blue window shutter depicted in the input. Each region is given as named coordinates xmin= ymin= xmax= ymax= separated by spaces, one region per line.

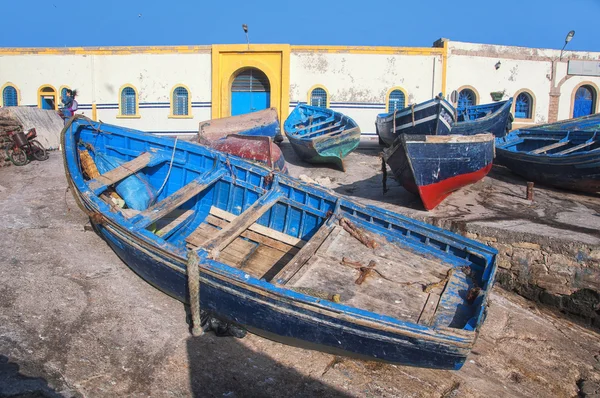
xmin=388 ymin=90 xmax=406 ymax=112
xmin=3 ymin=86 xmax=18 ymax=107
xmin=121 ymin=87 xmax=136 ymax=115
xmin=458 ymin=89 xmax=476 ymax=111
xmin=515 ymin=93 xmax=531 ymax=118
xmin=173 ymin=87 xmax=189 ymax=116
xmin=310 ymin=88 xmax=327 ymax=108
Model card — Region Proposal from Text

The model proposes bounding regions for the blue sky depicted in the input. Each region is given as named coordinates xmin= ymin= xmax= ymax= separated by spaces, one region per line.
xmin=1 ymin=0 xmax=598 ymax=51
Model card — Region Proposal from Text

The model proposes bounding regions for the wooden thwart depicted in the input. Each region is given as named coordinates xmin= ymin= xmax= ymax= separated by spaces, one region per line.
xmin=273 ymin=221 xmax=335 ymax=285
xmin=301 ymin=122 xmax=343 ymax=139
xmin=529 ymin=140 xmax=570 ymax=154
xmin=201 ymin=190 xmax=283 ymax=257
xmin=554 ymin=140 xmax=596 ymax=155
xmin=88 ymin=152 xmax=153 ymax=193
xmin=156 ymin=209 xmax=195 ymax=237
xmin=295 ymin=119 xmax=336 ymax=132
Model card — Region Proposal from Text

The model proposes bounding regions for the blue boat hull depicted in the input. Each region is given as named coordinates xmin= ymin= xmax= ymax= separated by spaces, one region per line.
xmin=452 ymin=99 xmax=514 ymax=138
xmin=62 ymin=116 xmax=498 ymax=369
xmin=284 ymin=105 xmax=361 ymax=170
xmin=496 ymin=127 xmax=600 ymax=193
xmin=376 ymin=98 xmax=456 ymax=146
xmin=383 ymin=134 xmax=495 ymax=210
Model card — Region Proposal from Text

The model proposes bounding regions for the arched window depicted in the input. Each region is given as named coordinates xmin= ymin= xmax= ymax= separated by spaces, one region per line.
xmin=120 ymin=86 xmax=138 ymax=116
xmin=515 ymin=92 xmax=533 ymax=119
xmin=38 ymin=85 xmax=57 ymax=110
xmin=457 ymin=88 xmax=477 ymax=110
xmin=387 ymin=89 xmax=406 ymax=112
xmin=172 ymin=86 xmax=189 ymax=116
xmin=310 ymin=87 xmax=328 ymax=108
xmin=2 ymin=85 xmax=18 ymax=107
xmin=573 ymin=85 xmax=597 ymax=118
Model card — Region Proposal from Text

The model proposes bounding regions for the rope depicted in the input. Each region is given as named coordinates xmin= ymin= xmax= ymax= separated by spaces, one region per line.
xmin=155 ymin=137 xmax=178 ymax=198
xmin=187 ymin=251 xmax=204 ymax=336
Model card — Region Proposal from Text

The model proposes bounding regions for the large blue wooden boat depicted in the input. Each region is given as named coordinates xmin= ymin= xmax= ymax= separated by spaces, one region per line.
xmin=63 ymin=115 xmax=497 ymax=369
xmin=383 ymin=134 xmax=495 ymax=210
xmin=376 ymin=97 xmax=456 ymax=146
xmin=284 ymin=105 xmax=361 ymax=171
xmin=452 ymin=98 xmax=514 ymax=138
xmin=495 ymin=114 xmax=600 ymax=193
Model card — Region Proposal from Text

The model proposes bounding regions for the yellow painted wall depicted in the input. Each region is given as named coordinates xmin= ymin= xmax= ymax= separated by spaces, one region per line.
xmin=211 ymin=44 xmax=290 ymax=127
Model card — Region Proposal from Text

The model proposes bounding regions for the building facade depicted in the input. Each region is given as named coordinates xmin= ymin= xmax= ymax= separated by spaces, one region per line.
xmin=1 ymin=39 xmax=599 ymax=135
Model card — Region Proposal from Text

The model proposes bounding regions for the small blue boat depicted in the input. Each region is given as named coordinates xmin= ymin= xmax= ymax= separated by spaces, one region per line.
xmin=452 ymin=99 xmax=514 ymax=138
xmin=199 ymin=107 xmax=283 ymax=143
xmin=284 ymin=105 xmax=361 ymax=171
xmin=383 ymin=134 xmax=495 ymax=210
xmin=376 ymin=97 xmax=456 ymax=146
xmin=495 ymin=114 xmax=600 ymax=193
xmin=63 ymin=115 xmax=497 ymax=369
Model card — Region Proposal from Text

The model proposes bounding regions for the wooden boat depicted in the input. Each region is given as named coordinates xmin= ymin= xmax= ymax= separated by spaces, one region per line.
xmin=199 ymin=108 xmax=283 ymax=143
xmin=376 ymin=97 xmax=456 ymax=146
xmin=63 ymin=115 xmax=497 ymax=370
xmin=495 ymin=115 xmax=600 ymax=193
xmin=452 ymin=98 xmax=514 ymax=138
xmin=205 ymin=134 xmax=287 ymax=173
xmin=383 ymin=134 xmax=495 ymax=210
xmin=284 ymin=105 xmax=360 ymax=171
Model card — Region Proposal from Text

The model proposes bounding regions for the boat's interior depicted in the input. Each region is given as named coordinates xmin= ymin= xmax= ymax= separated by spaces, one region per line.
xmin=499 ymin=130 xmax=600 ymax=155
xmin=72 ymin=120 xmax=495 ymax=331
xmin=286 ymin=106 xmax=355 ymax=140
xmin=456 ymin=101 xmax=506 ymax=122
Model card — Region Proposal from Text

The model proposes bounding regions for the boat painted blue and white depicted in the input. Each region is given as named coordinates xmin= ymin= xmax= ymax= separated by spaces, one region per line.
xmin=284 ymin=105 xmax=361 ymax=171
xmin=383 ymin=134 xmax=495 ymax=210
xmin=452 ymin=98 xmax=514 ymax=138
xmin=376 ymin=97 xmax=456 ymax=146
xmin=63 ymin=115 xmax=498 ymax=369
xmin=495 ymin=114 xmax=600 ymax=193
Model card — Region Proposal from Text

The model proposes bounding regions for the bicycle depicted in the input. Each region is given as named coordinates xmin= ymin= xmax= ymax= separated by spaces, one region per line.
xmin=5 ymin=128 xmax=49 ymax=166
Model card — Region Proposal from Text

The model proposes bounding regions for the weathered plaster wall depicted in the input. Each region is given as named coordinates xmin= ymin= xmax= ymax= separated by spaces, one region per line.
xmin=289 ymin=52 xmax=443 ymax=133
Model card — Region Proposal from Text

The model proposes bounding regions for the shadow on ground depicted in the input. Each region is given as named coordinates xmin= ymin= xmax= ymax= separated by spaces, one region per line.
xmin=0 ymin=355 xmax=63 ymax=398
xmin=186 ymin=334 xmax=351 ymax=398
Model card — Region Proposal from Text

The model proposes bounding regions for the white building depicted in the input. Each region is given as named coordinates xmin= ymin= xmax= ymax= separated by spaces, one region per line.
xmin=1 ymin=39 xmax=599 ymax=135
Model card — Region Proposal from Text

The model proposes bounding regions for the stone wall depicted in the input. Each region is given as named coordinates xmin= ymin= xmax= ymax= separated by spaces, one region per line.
xmin=465 ymin=232 xmax=600 ymax=327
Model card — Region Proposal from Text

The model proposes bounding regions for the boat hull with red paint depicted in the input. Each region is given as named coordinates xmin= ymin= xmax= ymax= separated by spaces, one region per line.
xmin=207 ymin=134 xmax=287 ymax=173
xmin=383 ymin=134 xmax=495 ymax=210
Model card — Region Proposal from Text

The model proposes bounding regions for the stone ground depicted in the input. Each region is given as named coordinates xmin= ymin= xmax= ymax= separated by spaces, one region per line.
xmin=1 ymin=146 xmax=600 ymax=397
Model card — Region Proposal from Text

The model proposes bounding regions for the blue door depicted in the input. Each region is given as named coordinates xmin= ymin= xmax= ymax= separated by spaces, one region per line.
xmin=231 ymin=68 xmax=270 ymax=116
xmin=573 ymin=86 xmax=596 ymax=118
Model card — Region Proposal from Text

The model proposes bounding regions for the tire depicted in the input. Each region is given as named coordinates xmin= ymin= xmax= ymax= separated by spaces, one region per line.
xmin=8 ymin=147 xmax=29 ymax=166
xmin=31 ymin=140 xmax=48 ymax=161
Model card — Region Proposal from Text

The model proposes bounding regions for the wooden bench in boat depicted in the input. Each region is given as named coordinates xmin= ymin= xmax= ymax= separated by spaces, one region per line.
xmin=295 ymin=119 xmax=335 ymax=132
xmin=554 ymin=140 xmax=596 ymax=155
xmin=297 ymin=121 xmax=342 ymax=138
xmin=529 ymin=140 xmax=570 ymax=154
xmin=88 ymin=151 xmax=161 ymax=194
xmin=186 ymin=206 xmax=304 ymax=279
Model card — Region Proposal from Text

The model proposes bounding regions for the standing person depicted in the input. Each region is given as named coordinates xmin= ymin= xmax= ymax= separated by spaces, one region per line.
xmin=60 ymin=89 xmax=78 ymax=122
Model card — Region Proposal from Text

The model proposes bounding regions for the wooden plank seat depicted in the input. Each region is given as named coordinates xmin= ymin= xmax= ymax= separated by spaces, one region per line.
xmin=185 ymin=206 xmax=302 ymax=279
xmin=130 ymin=168 xmax=226 ymax=229
xmin=554 ymin=140 xmax=596 ymax=155
xmin=529 ymin=140 xmax=570 ymax=154
xmin=196 ymin=189 xmax=284 ymax=259
xmin=88 ymin=152 xmax=160 ymax=194
xmin=295 ymin=119 xmax=336 ymax=132
xmin=301 ymin=122 xmax=343 ymax=139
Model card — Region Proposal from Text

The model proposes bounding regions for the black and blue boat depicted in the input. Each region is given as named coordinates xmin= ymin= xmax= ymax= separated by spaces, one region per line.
xmin=63 ymin=115 xmax=498 ymax=370
xmin=376 ymin=97 xmax=456 ymax=146
xmin=495 ymin=114 xmax=600 ymax=193
xmin=383 ymin=134 xmax=495 ymax=210
xmin=452 ymin=98 xmax=514 ymax=138
xmin=284 ymin=105 xmax=361 ymax=171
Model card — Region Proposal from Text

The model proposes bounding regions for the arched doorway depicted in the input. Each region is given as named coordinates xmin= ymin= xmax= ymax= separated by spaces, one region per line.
xmin=38 ymin=86 xmax=57 ymax=110
xmin=230 ymin=68 xmax=270 ymax=116
xmin=573 ymin=85 xmax=597 ymax=118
